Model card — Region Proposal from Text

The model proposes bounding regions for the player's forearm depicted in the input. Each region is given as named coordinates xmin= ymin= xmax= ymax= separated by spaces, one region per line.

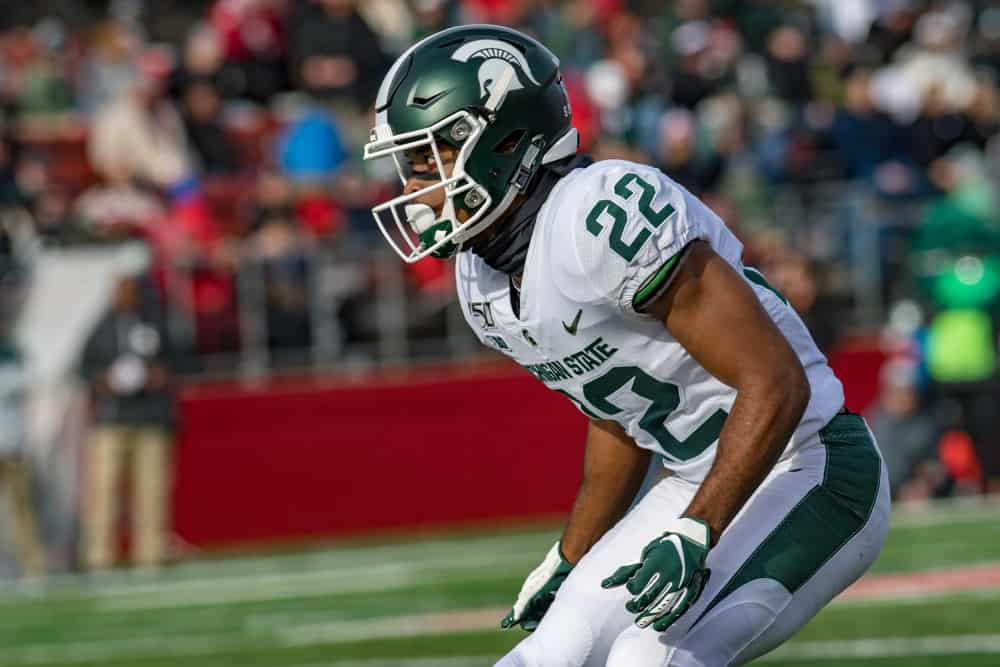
xmin=683 ymin=370 xmax=810 ymax=546
xmin=560 ymin=467 xmax=645 ymax=563
xmin=560 ymin=420 xmax=651 ymax=563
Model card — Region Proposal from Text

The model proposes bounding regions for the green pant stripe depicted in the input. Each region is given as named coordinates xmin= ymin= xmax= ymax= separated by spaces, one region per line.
xmin=691 ymin=413 xmax=881 ymax=627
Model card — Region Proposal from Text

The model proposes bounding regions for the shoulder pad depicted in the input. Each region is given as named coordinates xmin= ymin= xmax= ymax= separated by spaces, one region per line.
xmin=543 ymin=160 xmax=703 ymax=312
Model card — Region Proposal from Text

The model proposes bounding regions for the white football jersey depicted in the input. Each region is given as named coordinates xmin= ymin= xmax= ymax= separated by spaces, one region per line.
xmin=456 ymin=159 xmax=844 ymax=483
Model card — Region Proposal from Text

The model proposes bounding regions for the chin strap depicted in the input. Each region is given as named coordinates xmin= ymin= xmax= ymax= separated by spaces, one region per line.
xmin=471 ymin=153 xmax=593 ymax=276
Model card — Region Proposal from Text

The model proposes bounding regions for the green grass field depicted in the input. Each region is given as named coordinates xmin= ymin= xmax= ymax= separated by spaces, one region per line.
xmin=3 ymin=500 xmax=1000 ymax=667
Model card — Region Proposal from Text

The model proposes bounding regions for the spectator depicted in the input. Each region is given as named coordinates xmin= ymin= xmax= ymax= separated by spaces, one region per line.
xmin=867 ymin=358 xmax=944 ymax=500
xmin=668 ymin=18 xmax=740 ymax=110
xmin=866 ymin=1 xmax=921 ymax=65
xmin=209 ymin=0 xmax=288 ymax=102
xmin=652 ymin=108 xmax=723 ymax=196
xmin=247 ymin=171 xmax=318 ymax=350
xmin=14 ymin=22 xmax=74 ymax=117
xmin=905 ymin=84 xmax=978 ymax=170
xmin=277 ymin=104 xmax=346 ymax=187
xmin=0 ymin=0 xmax=992 ymax=455
xmin=77 ymin=20 xmax=144 ymax=116
xmin=171 ymin=22 xmax=227 ymax=99
xmin=79 ymin=269 xmax=176 ymax=571
xmin=972 ymin=7 xmax=1000 ymax=77
xmin=248 ymin=169 xmax=294 ymax=230
xmin=543 ymin=0 xmax=605 ymax=70
xmin=88 ymin=48 xmax=194 ymax=192
xmin=0 ymin=314 xmax=45 ymax=577
xmin=765 ymin=23 xmax=814 ymax=104
xmin=31 ymin=185 xmax=92 ymax=246
xmin=75 ymin=181 xmax=166 ymax=241
xmin=831 ymin=67 xmax=911 ymax=189
xmin=288 ymin=0 xmax=389 ymax=108
xmin=179 ymin=78 xmax=239 ymax=174
xmin=0 ymin=133 xmax=24 ymax=209
xmin=409 ymin=0 xmax=460 ymax=42
xmin=251 ymin=216 xmax=312 ymax=352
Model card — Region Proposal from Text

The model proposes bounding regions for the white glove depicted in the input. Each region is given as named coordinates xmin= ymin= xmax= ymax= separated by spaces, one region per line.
xmin=501 ymin=542 xmax=574 ymax=632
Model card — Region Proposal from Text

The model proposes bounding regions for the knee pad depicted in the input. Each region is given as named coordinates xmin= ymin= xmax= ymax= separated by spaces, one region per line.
xmin=494 ymin=602 xmax=598 ymax=667
xmin=607 ymin=626 xmax=672 ymax=667
xmin=494 ymin=648 xmax=531 ymax=667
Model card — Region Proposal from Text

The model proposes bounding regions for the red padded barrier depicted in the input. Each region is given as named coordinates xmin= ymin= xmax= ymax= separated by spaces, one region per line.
xmin=827 ymin=335 xmax=889 ymax=414
xmin=172 ymin=342 xmax=885 ymax=548
xmin=173 ymin=363 xmax=587 ymax=547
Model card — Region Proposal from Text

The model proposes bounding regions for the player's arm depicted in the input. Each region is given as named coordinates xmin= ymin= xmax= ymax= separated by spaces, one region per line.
xmin=502 ymin=418 xmax=650 ymax=631
xmin=602 ymin=239 xmax=810 ymax=632
xmin=649 ymin=240 xmax=810 ymax=542
xmin=561 ymin=418 xmax=651 ymax=562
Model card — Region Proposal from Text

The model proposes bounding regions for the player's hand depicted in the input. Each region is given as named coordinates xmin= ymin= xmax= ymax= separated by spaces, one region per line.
xmin=501 ymin=542 xmax=574 ymax=631
xmin=601 ymin=517 xmax=711 ymax=632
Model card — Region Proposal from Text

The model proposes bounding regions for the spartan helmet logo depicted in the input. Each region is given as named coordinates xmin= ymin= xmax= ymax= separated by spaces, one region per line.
xmin=451 ymin=39 xmax=542 ymax=100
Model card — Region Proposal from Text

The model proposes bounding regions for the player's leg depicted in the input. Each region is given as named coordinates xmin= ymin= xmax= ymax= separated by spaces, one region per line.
xmin=131 ymin=426 xmax=172 ymax=568
xmin=495 ymin=467 xmax=695 ymax=667
xmin=731 ymin=423 xmax=891 ymax=664
xmin=606 ymin=412 xmax=888 ymax=667
xmin=82 ymin=426 xmax=127 ymax=571
xmin=6 ymin=456 xmax=46 ymax=576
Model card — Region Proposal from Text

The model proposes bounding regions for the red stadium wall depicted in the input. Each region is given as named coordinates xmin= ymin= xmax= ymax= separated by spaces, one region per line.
xmin=173 ymin=363 xmax=588 ymax=547
xmin=827 ymin=335 xmax=890 ymax=414
xmin=173 ymin=340 xmax=886 ymax=549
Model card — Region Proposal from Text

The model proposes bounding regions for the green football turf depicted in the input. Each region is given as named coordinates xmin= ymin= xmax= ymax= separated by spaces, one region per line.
xmin=3 ymin=499 xmax=1000 ymax=666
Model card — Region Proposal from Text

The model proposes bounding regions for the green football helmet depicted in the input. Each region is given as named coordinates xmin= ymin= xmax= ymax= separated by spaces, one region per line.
xmin=363 ymin=24 xmax=577 ymax=263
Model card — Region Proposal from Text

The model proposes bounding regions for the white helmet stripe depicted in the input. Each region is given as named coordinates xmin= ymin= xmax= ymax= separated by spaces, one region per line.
xmin=450 ymin=38 xmax=542 ymax=86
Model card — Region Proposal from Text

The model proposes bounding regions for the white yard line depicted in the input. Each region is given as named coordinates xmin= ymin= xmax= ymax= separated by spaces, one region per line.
xmin=281 ymin=659 xmax=487 ymax=667
xmin=7 ymin=599 xmax=1000 ymax=666
xmin=760 ymin=634 xmax=1000 ymax=661
xmin=0 ymin=604 xmax=235 ymax=635
xmin=833 ymin=586 xmax=1000 ymax=608
xmin=96 ymin=561 xmax=413 ymax=598
xmin=96 ymin=568 xmax=421 ymax=612
xmin=11 ymin=627 xmax=1000 ymax=667
xmin=241 ymin=586 xmax=1000 ymax=639
xmin=0 ymin=498 xmax=993 ymax=601
xmin=92 ymin=556 xmax=1000 ymax=614
xmin=3 ymin=608 xmax=504 ymax=666
xmin=0 ymin=550 xmax=539 ymax=612
xmin=3 ymin=499 xmax=996 ymax=603
xmin=279 ymin=607 xmax=508 ymax=645
xmin=4 ymin=634 xmax=250 ymax=666
xmin=158 ymin=529 xmax=554 ymax=580
xmin=889 ymin=501 xmax=1000 ymax=528
xmin=93 ymin=551 xmax=538 ymax=612
xmin=0 ymin=530 xmax=557 ymax=601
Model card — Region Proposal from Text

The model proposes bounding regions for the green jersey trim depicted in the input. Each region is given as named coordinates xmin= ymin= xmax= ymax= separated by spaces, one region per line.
xmin=632 ymin=243 xmax=694 ymax=312
xmin=743 ymin=266 xmax=788 ymax=305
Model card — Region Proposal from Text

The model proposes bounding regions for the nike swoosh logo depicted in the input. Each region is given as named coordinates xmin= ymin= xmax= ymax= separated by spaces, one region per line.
xmin=409 ymin=89 xmax=451 ymax=108
xmin=562 ymin=309 xmax=582 ymax=335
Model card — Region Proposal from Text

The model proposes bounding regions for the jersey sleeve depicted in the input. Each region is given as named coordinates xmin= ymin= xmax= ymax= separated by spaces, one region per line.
xmin=548 ymin=160 xmax=728 ymax=317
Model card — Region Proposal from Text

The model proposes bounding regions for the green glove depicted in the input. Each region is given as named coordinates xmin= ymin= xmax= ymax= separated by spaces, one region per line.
xmin=601 ymin=516 xmax=711 ymax=632
xmin=501 ymin=542 xmax=574 ymax=631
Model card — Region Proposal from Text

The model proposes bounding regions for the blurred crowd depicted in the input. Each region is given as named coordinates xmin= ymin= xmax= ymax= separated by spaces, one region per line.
xmin=0 ymin=0 xmax=998 ymax=574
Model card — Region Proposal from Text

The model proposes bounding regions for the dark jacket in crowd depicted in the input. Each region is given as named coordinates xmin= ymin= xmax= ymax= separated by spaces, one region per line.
xmin=80 ymin=292 xmax=176 ymax=430
xmin=289 ymin=6 xmax=389 ymax=107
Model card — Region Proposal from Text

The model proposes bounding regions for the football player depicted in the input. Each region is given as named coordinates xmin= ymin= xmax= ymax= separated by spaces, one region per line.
xmin=363 ymin=24 xmax=890 ymax=667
